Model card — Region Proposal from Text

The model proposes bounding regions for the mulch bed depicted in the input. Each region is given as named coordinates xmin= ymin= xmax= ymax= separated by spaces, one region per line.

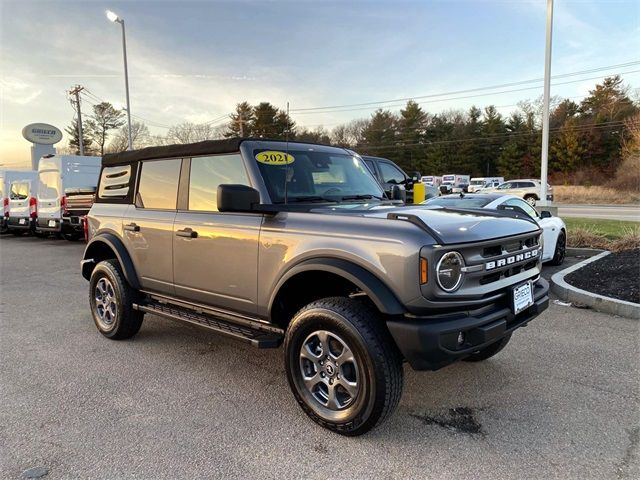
xmin=565 ymin=249 xmax=640 ymax=304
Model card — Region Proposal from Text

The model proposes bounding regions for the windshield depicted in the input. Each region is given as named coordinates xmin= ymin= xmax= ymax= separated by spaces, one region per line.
xmin=254 ymin=149 xmax=385 ymax=203
xmin=425 ymin=197 xmax=493 ymax=208
xmin=470 ymin=180 xmax=485 ymax=185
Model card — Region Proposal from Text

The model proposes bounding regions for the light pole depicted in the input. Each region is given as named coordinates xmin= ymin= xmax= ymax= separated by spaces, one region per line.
xmin=106 ymin=10 xmax=133 ymax=150
xmin=539 ymin=0 xmax=554 ymax=206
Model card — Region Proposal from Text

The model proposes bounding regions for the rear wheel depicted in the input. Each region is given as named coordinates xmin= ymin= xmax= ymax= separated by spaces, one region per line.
xmin=284 ymin=297 xmax=403 ymax=436
xmin=524 ymin=195 xmax=537 ymax=206
xmin=548 ymin=231 xmax=566 ymax=266
xmin=463 ymin=334 xmax=512 ymax=362
xmin=89 ymin=259 xmax=144 ymax=339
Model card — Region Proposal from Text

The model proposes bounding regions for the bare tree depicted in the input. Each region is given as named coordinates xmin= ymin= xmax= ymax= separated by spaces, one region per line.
xmin=165 ymin=122 xmax=225 ymax=144
xmin=106 ymin=121 xmax=151 ymax=153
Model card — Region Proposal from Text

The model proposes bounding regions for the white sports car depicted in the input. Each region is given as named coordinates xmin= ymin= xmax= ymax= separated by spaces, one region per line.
xmin=422 ymin=193 xmax=567 ymax=265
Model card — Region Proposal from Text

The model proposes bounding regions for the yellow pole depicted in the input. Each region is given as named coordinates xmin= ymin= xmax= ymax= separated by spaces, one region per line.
xmin=413 ymin=182 xmax=426 ymax=204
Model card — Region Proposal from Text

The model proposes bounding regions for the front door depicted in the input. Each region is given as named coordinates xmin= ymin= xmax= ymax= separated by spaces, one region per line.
xmin=122 ymin=158 xmax=182 ymax=295
xmin=173 ymin=154 xmax=262 ymax=315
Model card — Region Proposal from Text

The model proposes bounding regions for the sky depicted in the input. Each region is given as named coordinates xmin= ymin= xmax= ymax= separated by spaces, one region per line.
xmin=1 ymin=0 xmax=638 ymax=168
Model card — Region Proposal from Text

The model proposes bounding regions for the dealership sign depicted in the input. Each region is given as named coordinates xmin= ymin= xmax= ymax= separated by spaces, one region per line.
xmin=22 ymin=123 xmax=62 ymax=145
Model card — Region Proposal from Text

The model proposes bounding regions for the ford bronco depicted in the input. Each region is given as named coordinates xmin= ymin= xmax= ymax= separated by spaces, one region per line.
xmin=81 ymin=138 xmax=549 ymax=435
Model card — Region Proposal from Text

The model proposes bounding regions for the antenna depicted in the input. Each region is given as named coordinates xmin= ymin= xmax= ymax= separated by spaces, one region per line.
xmin=283 ymin=101 xmax=290 ymax=205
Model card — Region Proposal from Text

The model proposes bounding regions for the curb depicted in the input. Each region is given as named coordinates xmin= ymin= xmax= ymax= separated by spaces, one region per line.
xmin=550 ymin=251 xmax=640 ymax=320
xmin=566 ymin=247 xmax=604 ymax=257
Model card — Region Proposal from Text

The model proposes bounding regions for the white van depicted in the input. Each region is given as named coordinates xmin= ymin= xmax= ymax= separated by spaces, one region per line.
xmin=7 ymin=177 xmax=40 ymax=235
xmin=1 ymin=169 xmax=37 ymax=233
xmin=421 ymin=175 xmax=442 ymax=187
xmin=468 ymin=177 xmax=504 ymax=193
xmin=36 ymin=155 xmax=101 ymax=240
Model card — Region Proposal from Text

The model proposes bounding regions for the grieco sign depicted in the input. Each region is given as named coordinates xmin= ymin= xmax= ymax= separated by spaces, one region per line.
xmin=22 ymin=123 xmax=62 ymax=145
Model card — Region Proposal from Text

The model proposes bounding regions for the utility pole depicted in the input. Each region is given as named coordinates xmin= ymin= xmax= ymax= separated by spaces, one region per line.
xmin=238 ymin=114 xmax=245 ymax=137
xmin=540 ymin=0 xmax=554 ymax=206
xmin=69 ymin=85 xmax=85 ymax=155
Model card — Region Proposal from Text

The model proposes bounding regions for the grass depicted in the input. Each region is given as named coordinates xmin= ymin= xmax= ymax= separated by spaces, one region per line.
xmin=564 ymin=217 xmax=640 ymax=251
xmin=553 ymin=185 xmax=640 ymax=205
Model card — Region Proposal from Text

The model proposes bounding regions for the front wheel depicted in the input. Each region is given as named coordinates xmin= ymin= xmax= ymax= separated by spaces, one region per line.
xmin=89 ymin=259 xmax=144 ymax=339
xmin=548 ymin=231 xmax=566 ymax=266
xmin=284 ymin=297 xmax=403 ymax=436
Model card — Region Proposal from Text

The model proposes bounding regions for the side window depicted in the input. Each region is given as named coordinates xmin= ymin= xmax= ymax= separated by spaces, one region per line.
xmin=364 ymin=159 xmax=377 ymax=175
xmin=522 ymin=182 xmax=536 ymax=188
xmin=136 ymin=159 xmax=181 ymax=210
xmin=504 ymin=198 xmax=538 ymax=219
xmin=188 ymin=154 xmax=249 ymax=212
xmin=497 ymin=182 xmax=511 ymax=190
xmin=379 ymin=162 xmax=405 ymax=184
xmin=98 ymin=165 xmax=132 ymax=199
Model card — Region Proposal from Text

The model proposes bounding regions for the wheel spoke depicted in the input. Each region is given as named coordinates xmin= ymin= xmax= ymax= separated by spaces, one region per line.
xmin=317 ymin=331 xmax=331 ymax=357
xmin=335 ymin=344 xmax=355 ymax=364
xmin=326 ymin=384 xmax=339 ymax=410
xmin=300 ymin=344 xmax=321 ymax=363
xmin=303 ymin=372 xmax=320 ymax=391
xmin=338 ymin=378 xmax=358 ymax=398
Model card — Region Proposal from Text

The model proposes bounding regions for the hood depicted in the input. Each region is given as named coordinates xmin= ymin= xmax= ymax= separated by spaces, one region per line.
xmin=321 ymin=204 xmax=540 ymax=244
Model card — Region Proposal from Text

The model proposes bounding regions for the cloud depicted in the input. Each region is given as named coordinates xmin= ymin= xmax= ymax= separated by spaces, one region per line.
xmin=0 ymin=78 xmax=42 ymax=105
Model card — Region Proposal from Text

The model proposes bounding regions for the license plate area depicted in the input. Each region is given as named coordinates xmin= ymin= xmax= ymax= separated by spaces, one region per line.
xmin=19 ymin=218 xmax=26 ymax=225
xmin=48 ymin=220 xmax=56 ymax=227
xmin=512 ymin=281 xmax=534 ymax=315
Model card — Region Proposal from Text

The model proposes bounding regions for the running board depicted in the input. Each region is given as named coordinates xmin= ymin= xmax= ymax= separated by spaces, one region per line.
xmin=133 ymin=301 xmax=283 ymax=348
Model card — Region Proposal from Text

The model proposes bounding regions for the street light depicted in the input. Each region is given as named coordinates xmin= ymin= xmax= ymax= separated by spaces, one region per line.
xmin=106 ymin=10 xmax=133 ymax=150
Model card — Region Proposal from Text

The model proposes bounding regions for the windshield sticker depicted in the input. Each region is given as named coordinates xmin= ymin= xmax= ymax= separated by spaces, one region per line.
xmin=255 ymin=151 xmax=295 ymax=165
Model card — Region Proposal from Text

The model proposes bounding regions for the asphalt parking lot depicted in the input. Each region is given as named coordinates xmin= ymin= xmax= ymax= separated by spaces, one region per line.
xmin=1 ymin=235 xmax=638 ymax=479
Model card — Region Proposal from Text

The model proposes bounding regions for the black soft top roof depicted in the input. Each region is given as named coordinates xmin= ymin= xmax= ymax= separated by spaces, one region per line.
xmin=102 ymin=137 xmax=245 ymax=166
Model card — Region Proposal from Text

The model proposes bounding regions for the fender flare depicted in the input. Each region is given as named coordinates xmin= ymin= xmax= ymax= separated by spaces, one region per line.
xmin=81 ymin=233 xmax=140 ymax=289
xmin=268 ymin=257 xmax=406 ymax=317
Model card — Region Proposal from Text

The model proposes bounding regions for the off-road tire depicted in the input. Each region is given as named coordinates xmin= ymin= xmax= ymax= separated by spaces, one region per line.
xmin=284 ymin=297 xmax=403 ymax=436
xmin=463 ymin=333 xmax=512 ymax=362
xmin=524 ymin=195 xmax=537 ymax=206
xmin=89 ymin=259 xmax=144 ymax=340
xmin=548 ymin=230 xmax=566 ymax=266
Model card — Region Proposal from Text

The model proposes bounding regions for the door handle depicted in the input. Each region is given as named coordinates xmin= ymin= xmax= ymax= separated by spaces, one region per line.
xmin=176 ymin=228 xmax=198 ymax=238
xmin=124 ymin=222 xmax=140 ymax=232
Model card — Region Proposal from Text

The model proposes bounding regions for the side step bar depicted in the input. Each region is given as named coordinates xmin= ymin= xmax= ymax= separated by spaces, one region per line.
xmin=133 ymin=301 xmax=283 ymax=348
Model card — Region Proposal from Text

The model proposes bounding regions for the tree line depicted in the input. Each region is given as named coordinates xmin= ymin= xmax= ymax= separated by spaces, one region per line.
xmin=65 ymin=76 xmax=638 ymax=183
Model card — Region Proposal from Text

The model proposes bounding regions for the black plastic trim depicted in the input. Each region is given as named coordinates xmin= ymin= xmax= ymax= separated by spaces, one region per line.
xmin=81 ymin=232 xmax=140 ymax=289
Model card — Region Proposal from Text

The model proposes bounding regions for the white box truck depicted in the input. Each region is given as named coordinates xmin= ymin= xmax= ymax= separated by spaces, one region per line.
xmin=36 ymin=155 xmax=101 ymax=240
xmin=440 ymin=174 xmax=470 ymax=194
xmin=1 ymin=169 xmax=37 ymax=234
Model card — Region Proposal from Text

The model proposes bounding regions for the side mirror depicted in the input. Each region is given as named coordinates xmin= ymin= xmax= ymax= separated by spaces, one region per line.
xmin=410 ymin=171 xmax=421 ymax=183
xmin=388 ymin=184 xmax=405 ymax=201
xmin=539 ymin=210 xmax=552 ymax=219
xmin=217 ymin=184 xmax=261 ymax=213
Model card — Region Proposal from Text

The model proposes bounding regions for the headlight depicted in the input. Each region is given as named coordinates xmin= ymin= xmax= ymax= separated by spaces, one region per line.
xmin=436 ymin=251 xmax=465 ymax=292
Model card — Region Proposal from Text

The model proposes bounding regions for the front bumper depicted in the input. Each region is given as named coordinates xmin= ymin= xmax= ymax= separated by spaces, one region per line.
xmin=387 ymin=277 xmax=549 ymax=371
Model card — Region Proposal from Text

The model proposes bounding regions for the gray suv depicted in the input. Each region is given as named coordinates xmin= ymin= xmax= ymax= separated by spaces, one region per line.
xmin=81 ymin=138 xmax=549 ymax=435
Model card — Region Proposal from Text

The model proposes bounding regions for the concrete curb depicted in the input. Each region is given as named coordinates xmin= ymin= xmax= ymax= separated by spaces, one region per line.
xmin=551 ymin=251 xmax=640 ymax=320
xmin=566 ymin=247 xmax=605 ymax=257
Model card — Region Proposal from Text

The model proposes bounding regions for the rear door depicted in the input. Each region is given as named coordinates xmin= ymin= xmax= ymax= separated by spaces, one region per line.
xmin=122 ymin=158 xmax=181 ymax=295
xmin=9 ymin=181 xmax=29 ymax=221
xmin=37 ymin=170 xmax=62 ymax=227
xmin=172 ymin=154 xmax=262 ymax=314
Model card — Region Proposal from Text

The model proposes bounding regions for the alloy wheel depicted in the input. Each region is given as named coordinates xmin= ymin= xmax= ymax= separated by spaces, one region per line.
xmin=94 ymin=277 xmax=117 ymax=331
xmin=299 ymin=330 xmax=360 ymax=411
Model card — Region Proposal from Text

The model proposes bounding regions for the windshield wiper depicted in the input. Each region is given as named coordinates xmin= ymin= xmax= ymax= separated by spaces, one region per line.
xmin=340 ymin=194 xmax=386 ymax=201
xmin=285 ymin=196 xmax=339 ymax=203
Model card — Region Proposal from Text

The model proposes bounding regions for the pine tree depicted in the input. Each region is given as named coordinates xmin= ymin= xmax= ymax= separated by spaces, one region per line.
xmin=226 ymin=101 xmax=255 ymax=137
xmin=65 ymin=118 xmax=94 ymax=155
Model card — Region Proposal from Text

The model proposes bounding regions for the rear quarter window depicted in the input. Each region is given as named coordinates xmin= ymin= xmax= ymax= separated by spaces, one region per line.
xmin=98 ymin=165 xmax=132 ymax=200
xmin=136 ymin=159 xmax=181 ymax=210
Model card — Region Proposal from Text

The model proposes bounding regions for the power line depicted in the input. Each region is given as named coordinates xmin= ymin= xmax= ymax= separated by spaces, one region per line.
xmin=290 ymin=60 xmax=640 ymax=112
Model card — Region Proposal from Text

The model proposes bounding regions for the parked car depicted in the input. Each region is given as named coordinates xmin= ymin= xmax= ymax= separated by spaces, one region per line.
xmin=421 ymin=175 xmax=442 ymax=188
xmin=361 ymin=155 xmax=421 ymax=203
xmin=423 ymin=193 xmax=566 ymax=265
xmin=81 ymin=138 xmax=549 ymax=435
xmin=1 ymin=169 xmax=37 ymax=234
xmin=478 ymin=179 xmax=502 ymax=191
xmin=468 ymin=177 xmax=504 ymax=193
xmin=36 ymin=154 xmax=100 ymax=241
xmin=7 ymin=178 xmax=40 ymax=236
xmin=440 ymin=174 xmax=470 ymax=194
xmin=484 ymin=179 xmax=554 ymax=206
